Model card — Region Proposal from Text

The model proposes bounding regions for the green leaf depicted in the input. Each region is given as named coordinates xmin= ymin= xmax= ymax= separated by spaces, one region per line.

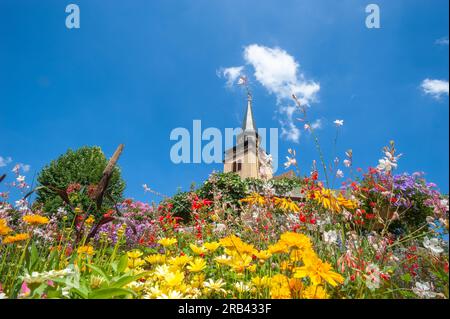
xmin=86 ymin=264 xmax=110 ymax=283
xmin=30 ymin=283 xmax=48 ymax=298
xmin=46 ymin=288 xmax=62 ymax=299
xmin=399 ymin=290 xmax=416 ymax=299
xmin=401 ymin=273 xmax=411 ymax=283
xmin=30 ymin=241 xmax=39 ymax=267
xmin=111 ymin=272 xmax=151 ymax=289
xmin=88 ymin=287 xmax=136 ymax=299
xmin=72 ymin=287 xmax=89 ymax=299
xmin=117 ymin=254 xmax=128 ymax=274
xmin=111 ymin=260 xmax=118 ymax=273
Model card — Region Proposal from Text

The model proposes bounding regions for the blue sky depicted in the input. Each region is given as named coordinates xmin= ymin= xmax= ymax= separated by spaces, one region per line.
xmin=0 ymin=0 xmax=448 ymax=203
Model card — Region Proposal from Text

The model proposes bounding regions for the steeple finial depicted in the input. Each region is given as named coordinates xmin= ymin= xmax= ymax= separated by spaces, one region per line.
xmin=242 ymin=89 xmax=256 ymax=131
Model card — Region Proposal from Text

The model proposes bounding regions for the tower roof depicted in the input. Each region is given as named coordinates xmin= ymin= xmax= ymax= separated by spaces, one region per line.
xmin=242 ymin=92 xmax=256 ymax=132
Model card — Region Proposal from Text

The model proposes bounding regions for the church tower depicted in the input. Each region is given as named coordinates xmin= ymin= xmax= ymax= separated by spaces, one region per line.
xmin=223 ymin=92 xmax=273 ymax=180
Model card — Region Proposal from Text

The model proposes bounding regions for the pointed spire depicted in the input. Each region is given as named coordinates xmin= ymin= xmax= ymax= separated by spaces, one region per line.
xmin=242 ymin=91 xmax=256 ymax=132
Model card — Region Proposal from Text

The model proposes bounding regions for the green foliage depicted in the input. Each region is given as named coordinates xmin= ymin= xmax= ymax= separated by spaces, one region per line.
xmin=36 ymin=146 xmax=125 ymax=219
xmin=197 ymin=172 xmax=248 ymax=204
xmin=388 ymin=192 xmax=435 ymax=234
xmin=167 ymin=191 xmax=194 ymax=223
xmin=246 ymin=176 xmax=303 ymax=195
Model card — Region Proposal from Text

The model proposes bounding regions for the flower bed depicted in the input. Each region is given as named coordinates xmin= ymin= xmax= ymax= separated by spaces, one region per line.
xmin=0 ymin=145 xmax=448 ymax=299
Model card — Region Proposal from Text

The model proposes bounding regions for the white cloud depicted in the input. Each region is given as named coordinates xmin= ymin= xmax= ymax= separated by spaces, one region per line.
xmin=311 ymin=119 xmax=322 ymax=130
xmin=243 ymin=44 xmax=320 ymax=104
xmin=218 ymin=66 xmax=244 ymax=87
xmin=421 ymin=78 xmax=449 ymax=99
xmin=279 ymin=105 xmax=300 ymax=142
xmin=0 ymin=156 xmax=12 ymax=167
xmin=19 ymin=163 xmax=31 ymax=173
xmin=435 ymin=36 xmax=449 ymax=46
xmin=243 ymin=44 xmax=320 ymax=142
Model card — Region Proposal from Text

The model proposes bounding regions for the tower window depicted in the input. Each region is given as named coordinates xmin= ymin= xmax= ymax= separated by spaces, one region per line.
xmin=237 ymin=161 xmax=242 ymax=171
xmin=232 ymin=162 xmax=237 ymax=172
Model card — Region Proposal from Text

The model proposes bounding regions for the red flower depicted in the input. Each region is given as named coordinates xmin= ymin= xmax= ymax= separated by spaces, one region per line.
xmin=103 ymin=209 xmax=114 ymax=218
xmin=202 ymin=199 xmax=213 ymax=206
xmin=380 ymin=273 xmax=390 ymax=281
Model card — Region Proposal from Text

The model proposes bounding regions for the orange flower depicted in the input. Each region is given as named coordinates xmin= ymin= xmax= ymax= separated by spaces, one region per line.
xmin=2 ymin=233 xmax=30 ymax=244
xmin=23 ymin=214 xmax=49 ymax=226
xmin=0 ymin=218 xmax=12 ymax=236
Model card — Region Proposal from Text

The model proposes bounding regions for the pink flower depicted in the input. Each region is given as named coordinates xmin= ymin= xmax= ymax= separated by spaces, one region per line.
xmin=19 ymin=282 xmax=30 ymax=298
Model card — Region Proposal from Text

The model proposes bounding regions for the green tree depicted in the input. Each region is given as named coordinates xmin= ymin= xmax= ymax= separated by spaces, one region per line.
xmin=36 ymin=146 xmax=125 ymax=219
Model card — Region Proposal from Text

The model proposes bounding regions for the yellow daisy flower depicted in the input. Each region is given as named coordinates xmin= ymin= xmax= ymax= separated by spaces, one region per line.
xmin=0 ymin=219 xmax=12 ymax=236
xmin=187 ymin=258 xmax=207 ymax=273
xmin=23 ymin=214 xmax=49 ymax=226
xmin=2 ymin=233 xmax=30 ymax=244
xmin=77 ymin=245 xmax=95 ymax=256
xmin=294 ymin=256 xmax=344 ymax=287
xmin=158 ymin=237 xmax=178 ymax=248
xmin=239 ymin=193 xmax=266 ymax=206
xmin=127 ymin=250 xmax=143 ymax=259
xmin=273 ymin=197 xmax=300 ymax=213
xmin=189 ymin=243 xmax=207 ymax=255
xmin=202 ymin=241 xmax=221 ymax=253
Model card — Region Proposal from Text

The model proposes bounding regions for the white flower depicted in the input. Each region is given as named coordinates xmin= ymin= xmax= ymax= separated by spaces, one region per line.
xmin=335 ymin=169 xmax=344 ymax=178
xmin=284 ymin=156 xmax=297 ymax=169
xmin=14 ymin=199 xmax=29 ymax=213
xmin=377 ymin=158 xmax=397 ymax=172
xmin=365 ymin=264 xmax=381 ymax=291
xmin=323 ymin=230 xmax=338 ymax=244
xmin=426 ymin=216 xmax=437 ymax=227
xmin=304 ymin=124 xmax=310 ymax=131
xmin=440 ymin=198 xmax=449 ymax=211
xmin=16 ymin=175 xmax=25 ymax=183
xmin=423 ymin=237 xmax=444 ymax=255
xmin=0 ymin=292 xmax=8 ymax=299
xmin=142 ymin=184 xmax=151 ymax=192
xmin=377 ymin=152 xmax=402 ymax=173
xmin=333 ymin=119 xmax=344 ymax=126
xmin=342 ymin=209 xmax=353 ymax=221
xmin=203 ymin=279 xmax=227 ymax=295
xmin=343 ymin=159 xmax=351 ymax=167
xmin=412 ymin=282 xmax=437 ymax=299
xmin=234 ymin=282 xmax=251 ymax=293
xmin=157 ymin=290 xmax=184 ymax=299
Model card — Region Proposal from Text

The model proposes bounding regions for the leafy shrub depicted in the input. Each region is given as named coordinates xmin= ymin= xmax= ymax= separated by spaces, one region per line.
xmin=197 ymin=172 xmax=248 ymax=207
xmin=36 ymin=146 xmax=125 ymax=219
xmin=166 ymin=191 xmax=194 ymax=223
